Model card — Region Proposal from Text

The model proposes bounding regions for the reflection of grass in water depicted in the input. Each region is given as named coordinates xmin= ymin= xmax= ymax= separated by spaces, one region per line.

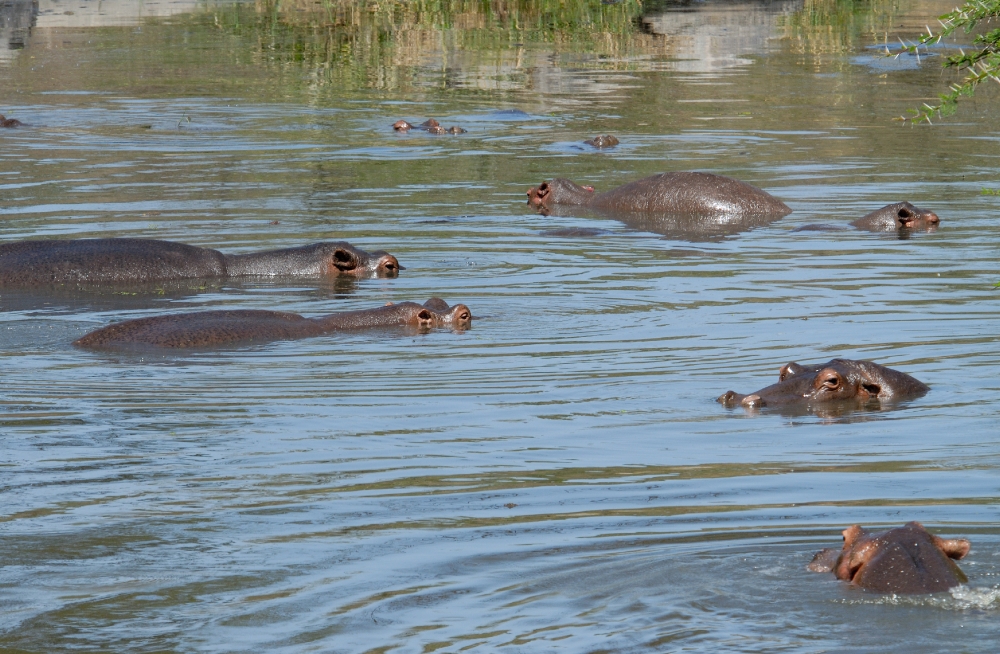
xmin=778 ymin=0 xmax=902 ymax=55
xmin=213 ymin=0 xmax=667 ymax=92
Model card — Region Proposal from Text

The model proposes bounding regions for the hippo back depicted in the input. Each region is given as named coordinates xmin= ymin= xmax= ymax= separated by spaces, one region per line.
xmin=0 ymin=238 xmax=228 ymax=285
xmin=590 ymin=172 xmax=791 ymax=219
xmin=74 ymin=309 xmax=321 ymax=348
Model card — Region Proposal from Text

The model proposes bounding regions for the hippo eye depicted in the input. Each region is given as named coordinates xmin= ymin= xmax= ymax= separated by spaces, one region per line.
xmin=459 ymin=311 xmax=470 ymax=320
xmin=823 ymin=376 xmax=840 ymax=389
xmin=862 ymin=382 xmax=881 ymax=396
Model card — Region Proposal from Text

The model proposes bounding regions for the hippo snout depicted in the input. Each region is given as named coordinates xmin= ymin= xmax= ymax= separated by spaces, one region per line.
xmin=741 ymin=394 xmax=764 ymax=408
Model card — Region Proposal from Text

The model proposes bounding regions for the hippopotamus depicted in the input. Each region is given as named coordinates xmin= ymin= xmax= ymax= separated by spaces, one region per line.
xmin=526 ymin=173 xmax=791 ymax=240
xmin=851 ymin=201 xmax=940 ymax=232
xmin=0 ymin=238 xmax=401 ymax=286
xmin=1 ymin=115 xmax=23 ymax=128
xmin=74 ymin=298 xmax=472 ymax=349
xmin=794 ymin=201 xmax=940 ymax=234
xmin=393 ymin=119 xmax=466 ymax=134
xmin=717 ymin=358 xmax=929 ymax=411
xmin=808 ymin=522 xmax=970 ymax=594
xmin=584 ymin=135 xmax=619 ymax=148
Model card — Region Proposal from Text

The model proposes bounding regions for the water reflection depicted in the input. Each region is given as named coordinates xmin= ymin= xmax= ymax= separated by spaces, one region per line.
xmin=642 ymin=0 xmax=803 ymax=72
xmin=1 ymin=0 xmax=202 ymax=64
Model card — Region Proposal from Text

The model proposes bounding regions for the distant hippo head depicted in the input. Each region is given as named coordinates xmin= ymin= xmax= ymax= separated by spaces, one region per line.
xmin=527 ymin=179 xmax=595 ymax=210
xmin=852 ymin=202 xmax=940 ymax=233
xmin=718 ymin=358 xmax=928 ymax=412
xmin=322 ymin=243 xmax=402 ymax=278
xmin=808 ymin=522 xmax=970 ymax=594
xmin=412 ymin=298 xmax=473 ymax=330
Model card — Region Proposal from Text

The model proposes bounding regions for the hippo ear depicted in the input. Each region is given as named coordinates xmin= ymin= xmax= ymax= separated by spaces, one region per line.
xmin=416 ymin=309 xmax=435 ymax=325
xmin=779 ymin=362 xmax=804 ymax=381
xmin=332 ymin=247 xmax=361 ymax=272
xmin=841 ymin=525 xmax=864 ymax=548
xmin=933 ymin=536 xmax=971 ymax=560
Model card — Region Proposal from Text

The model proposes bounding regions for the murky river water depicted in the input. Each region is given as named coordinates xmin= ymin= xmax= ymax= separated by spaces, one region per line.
xmin=2 ymin=0 xmax=1000 ymax=650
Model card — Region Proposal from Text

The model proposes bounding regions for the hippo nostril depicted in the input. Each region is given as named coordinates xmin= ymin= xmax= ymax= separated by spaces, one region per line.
xmin=898 ymin=209 xmax=912 ymax=218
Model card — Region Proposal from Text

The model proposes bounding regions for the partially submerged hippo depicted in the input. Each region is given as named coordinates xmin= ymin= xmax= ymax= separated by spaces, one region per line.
xmin=794 ymin=201 xmax=940 ymax=234
xmin=1 ymin=114 xmax=23 ymax=128
xmin=393 ymin=119 xmax=466 ymax=134
xmin=718 ymin=358 xmax=928 ymax=411
xmin=584 ymin=135 xmax=619 ymax=148
xmin=0 ymin=238 xmax=401 ymax=286
xmin=74 ymin=298 xmax=472 ymax=349
xmin=527 ymin=173 xmax=791 ymax=240
xmin=852 ymin=201 xmax=940 ymax=232
xmin=808 ymin=522 xmax=970 ymax=594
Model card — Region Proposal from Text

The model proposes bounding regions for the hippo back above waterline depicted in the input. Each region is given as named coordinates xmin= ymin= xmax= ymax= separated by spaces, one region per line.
xmin=808 ymin=522 xmax=970 ymax=594
xmin=73 ymin=298 xmax=472 ymax=349
xmin=718 ymin=358 xmax=928 ymax=413
xmin=0 ymin=238 xmax=401 ymax=287
xmin=526 ymin=172 xmax=791 ymax=240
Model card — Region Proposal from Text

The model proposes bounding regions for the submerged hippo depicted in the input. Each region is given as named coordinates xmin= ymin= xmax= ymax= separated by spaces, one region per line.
xmin=584 ymin=135 xmax=619 ymax=148
xmin=851 ymin=201 xmax=940 ymax=232
xmin=808 ymin=522 xmax=970 ymax=594
xmin=527 ymin=173 xmax=791 ymax=240
xmin=794 ymin=201 xmax=940 ymax=234
xmin=0 ymin=238 xmax=401 ymax=286
xmin=717 ymin=358 xmax=929 ymax=411
xmin=1 ymin=114 xmax=24 ymax=128
xmin=74 ymin=298 xmax=472 ymax=349
xmin=393 ymin=119 xmax=466 ymax=134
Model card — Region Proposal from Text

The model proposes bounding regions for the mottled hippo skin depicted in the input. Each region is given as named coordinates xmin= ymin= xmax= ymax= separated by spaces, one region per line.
xmin=717 ymin=359 xmax=928 ymax=411
xmin=527 ymin=173 xmax=791 ymax=240
xmin=0 ymin=238 xmax=401 ymax=286
xmin=527 ymin=173 xmax=791 ymax=217
xmin=851 ymin=201 xmax=940 ymax=232
xmin=808 ymin=522 xmax=970 ymax=594
xmin=74 ymin=298 xmax=472 ymax=349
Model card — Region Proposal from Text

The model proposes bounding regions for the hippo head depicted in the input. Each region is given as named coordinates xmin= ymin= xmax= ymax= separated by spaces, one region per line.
xmin=323 ymin=243 xmax=402 ymax=278
xmin=808 ymin=522 xmax=970 ymax=594
xmin=413 ymin=298 xmax=473 ymax=330
xmin=717 ymin=358 xmax=929 ymax=412
xmin=527 ymin=179 xmax=596 ymax=210
xmin=852 ymin=201 xmax=940 ymax=233
xmin=393 ymin=120 xmax=414 ymax=132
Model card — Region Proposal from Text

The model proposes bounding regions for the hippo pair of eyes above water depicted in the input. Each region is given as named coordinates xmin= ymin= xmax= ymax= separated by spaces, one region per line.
xmin=717 ymin=359 xmax=929 ymax=412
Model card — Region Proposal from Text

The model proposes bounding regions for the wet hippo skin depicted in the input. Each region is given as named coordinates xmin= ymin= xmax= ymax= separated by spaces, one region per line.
xmin=527 ymin=173 xmax=790 ymax=240
xmin=808 ymin=522 xmax=970 ymax=594
xmin=0 ymin=238 xmax=401 ymax=286
xmin=795 ymin=201 xmax=941 ymax=234
xmin=74 ymin=298 xmax=472 ymax=349
xmin=851 ymin=201 xmax=940 ymax=232
xmin=717 ymin=358 xmax=929 ymax=410
xmin=0 ymin=114 xmax=24 ymax=128
xmin=527 ymin=173 xmax=790 ymax=217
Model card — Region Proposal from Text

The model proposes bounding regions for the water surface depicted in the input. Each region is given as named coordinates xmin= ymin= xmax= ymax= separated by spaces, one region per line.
xmin=2 ymin=0 xmax=1000 ymax=651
